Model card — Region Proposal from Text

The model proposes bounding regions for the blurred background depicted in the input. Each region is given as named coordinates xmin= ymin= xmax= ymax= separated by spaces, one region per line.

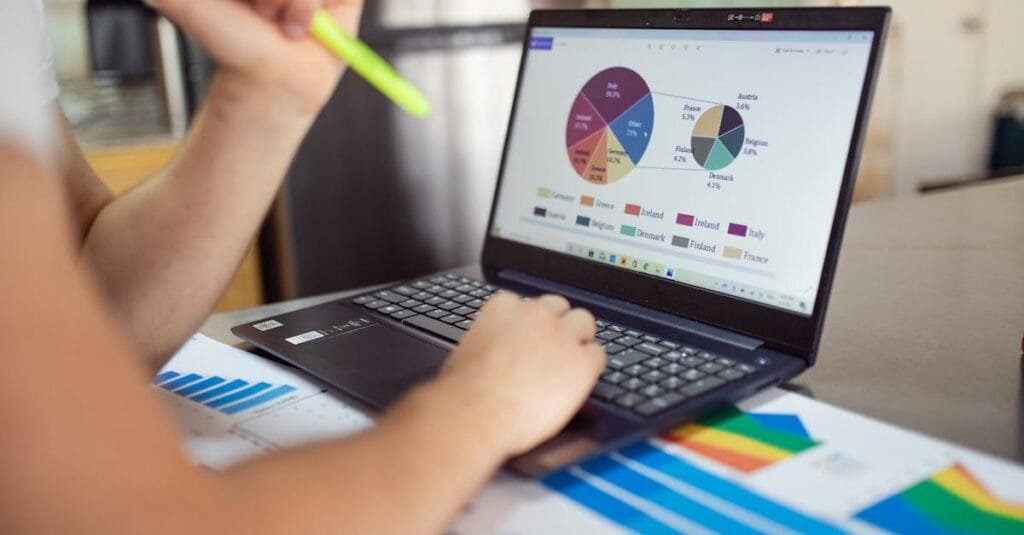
xmin=44 ymin=0 xmax=1024 ymax=310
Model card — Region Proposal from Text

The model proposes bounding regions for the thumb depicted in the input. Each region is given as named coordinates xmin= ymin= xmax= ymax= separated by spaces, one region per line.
xmin=146 ymin=0 xmax=281 ymax=69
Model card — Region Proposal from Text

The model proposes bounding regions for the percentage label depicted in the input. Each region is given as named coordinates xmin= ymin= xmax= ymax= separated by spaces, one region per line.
xmin=707 ymin=181 xmax=722 ymax=191
xmin=736 ymin=103 xmax=751 ymax=111
xmin=609 ymin=156 xmax=621 ymax=164
xmin=606 ymin=90 xmax=622 ymax=98
xmin=573 ymin=122 xmax=589 ymax=131
xmin=681 ymin=113 xmax=696 ymax=121
xmin=743 ymin=148 xmax=758 ymax=156
xmin=673 ymin=155 xmax=688 ymax=163
xmin=626 ymin=129 xmax=639 ymax=137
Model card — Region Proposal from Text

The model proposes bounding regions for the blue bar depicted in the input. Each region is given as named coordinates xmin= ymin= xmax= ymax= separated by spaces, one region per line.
xmin=543 ymin=469 xmax=676 ymax=535
xmin=154 ymin=371 xmax=180 ymax=384
xmin=221 ymin=385 xmax=296 ymax=415
xmin=173 ymin=376 xmax=226 ymax=397
xmin=529 ymin=36 xmax=553 ymax=50
xmin=855 ymin=495 xmax=948 ymax=534
xmin=580 ymin=455 xmax=761 ymax=534
xmin=159 ymin=373 xmax=203 ymax=391
xmin=620 ymin=442 xmax=845 ymax=535
xmin=205 ymin=382 xmax=272 ymax=409
xmin=190 ymin=379 xmax=248 ymax=402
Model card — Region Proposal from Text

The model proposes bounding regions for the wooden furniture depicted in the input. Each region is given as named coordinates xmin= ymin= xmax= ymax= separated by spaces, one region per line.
xmin=202 ymin=176 xmax=1024 ymax=462
xmin=86 ymin=142 xmax=264 ymax=312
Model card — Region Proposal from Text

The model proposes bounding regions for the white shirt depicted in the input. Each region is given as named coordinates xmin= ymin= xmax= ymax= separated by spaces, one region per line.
xmin=0 ymin=0 xmax=60 ymax=161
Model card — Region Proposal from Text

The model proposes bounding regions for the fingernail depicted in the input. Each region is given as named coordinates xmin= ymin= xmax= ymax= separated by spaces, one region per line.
xmin=285 ymin=23 xmax=307 ymax=39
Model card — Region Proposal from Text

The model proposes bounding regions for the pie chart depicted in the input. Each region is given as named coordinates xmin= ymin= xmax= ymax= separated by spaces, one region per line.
xmin=692 ymin=105 xmax=745 ymax=171
xmin=566 ymin=67 xmax=654 ymax=185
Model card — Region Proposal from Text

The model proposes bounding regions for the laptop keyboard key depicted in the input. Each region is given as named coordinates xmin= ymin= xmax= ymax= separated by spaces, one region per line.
xmin=364 ymin=300 xmax=388 ymax=310
xmin=614 ymin=336 xmax=642 ymax=347
xmin=615 ymin=393 xmax=643 ymax=409
xmin=452 ymin=294 xmax=474 ymax=304
xmin=390 ymin=310 xmax=417 ymax=320
xmin=662 ymin=363 xmax=685 ymax=375
xmin=374 ymin=291 xmax=406 ymax=304
xmin=411 ymin=291 xmax=432 ymax=301
xmin=603 ymin=343 xmax=626 ymax=355
xmin=634 ymin=393 xmax=685 ymax=417
xmin=602 ymin=371 xmax=628 ymax=384
xmin=620 ymin=378 xmax=646 ymax=391
xmin=641 ymin=370 xmax=666 ymax=383
xmin=378 ymin=305 xmax=402 ymax=315
xmin=662 ymin=351 xmax=682 ymax=362
xmin=426 ymin=309 xmax=448 ymax=319
xmin=393 ymin=285 xmax=417 ymax=296
xmin=624 ymin=364 xmax=648 ymax=376
xmin=635 ymin=343 xmax=666 ymax=355
xmin=642 ymin=335 xmax=661 ymax=344
xmin=593 ymin=383 xmax=625 ymax=402
xmin=607 ymin=349 xmax=648 ymax=370
xmin=678 ymin=376 xmax=725 ymax=398
xmin=659 ymin=377 xmax=685 ymax=390
xmin=399 ymin=299 xmax=421 ymax=308
xmin=642 ymin=357 xmax=666 ymax=369
xmin=456 ymin=320 xmax=473 ymax=330
xmin=699 ymin=362 xmax=724 ymax=374
xmin=352 ymin=295 xmax=374 ymax=305
xmin=412 ymin=304 xmax=435 ymax=314
xmin=597 ymin=330 xmax=622 ymax=341
xmin=682 ymin=356 xmax=704 ymax=367
xmin=640 ymin=384 xmax=664 ymax=398
xmin=682 ymin=369 xmax=705 ymax=381
xmin=718 ymin=368 xmax=745 ymax=381
xmin=452 ymin=306 xmax=475 ymax=316
xmin=440 ymin=314 xmax=464 ymax=324
xmin=467 ymin=299 xmax=486 ymax=309
xmin=424 ymin=296 xmax=445 ymax=306
xmin=438 ymin=301 xmax=460 ymax=311
xmin=404 ymin=315 xmax=465 ymax=343
xmin=660 ymin=340 xmax=680 ymax=350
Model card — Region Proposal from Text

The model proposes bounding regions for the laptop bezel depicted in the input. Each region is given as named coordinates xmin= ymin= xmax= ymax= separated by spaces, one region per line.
xmin=480 ymin=7 xmax=891 ymax=360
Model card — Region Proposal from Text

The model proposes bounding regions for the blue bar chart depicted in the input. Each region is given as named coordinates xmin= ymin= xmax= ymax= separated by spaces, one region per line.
xmin=154 ymin=370 xmax=297 ymax=416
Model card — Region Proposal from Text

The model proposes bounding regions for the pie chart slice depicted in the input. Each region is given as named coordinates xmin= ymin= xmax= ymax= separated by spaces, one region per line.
xmin=692 ymin=105 xmax=745 ymax=171
xmin=565 ymin=67 xmax=654 ymax=185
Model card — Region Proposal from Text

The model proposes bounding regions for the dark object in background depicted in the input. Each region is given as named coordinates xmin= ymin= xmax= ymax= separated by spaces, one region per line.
xmin=990 ymin=90 xmax=1024 ymax=171
xmin=86 ymin=0 xmax=158 ymax=81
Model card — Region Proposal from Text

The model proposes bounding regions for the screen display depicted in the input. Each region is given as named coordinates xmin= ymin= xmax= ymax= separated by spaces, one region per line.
xmin=490 ymin=26 xmax=875 ymax=315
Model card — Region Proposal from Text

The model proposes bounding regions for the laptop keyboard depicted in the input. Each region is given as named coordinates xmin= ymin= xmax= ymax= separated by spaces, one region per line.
xmin=351 ymin=273 xmax=762 ymax=418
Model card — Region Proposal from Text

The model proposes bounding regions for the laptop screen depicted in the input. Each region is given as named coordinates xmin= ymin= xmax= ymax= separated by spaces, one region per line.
xmin=489 ymin=26 xmax=875 ymax=316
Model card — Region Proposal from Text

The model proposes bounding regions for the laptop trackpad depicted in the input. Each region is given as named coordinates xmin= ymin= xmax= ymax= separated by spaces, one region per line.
xmin=298 ymin=317 xmax=449 ymax=410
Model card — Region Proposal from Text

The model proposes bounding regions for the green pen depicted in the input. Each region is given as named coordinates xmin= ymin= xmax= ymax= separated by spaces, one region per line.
xmin=309 ymin=10 xmax=432 ymax=118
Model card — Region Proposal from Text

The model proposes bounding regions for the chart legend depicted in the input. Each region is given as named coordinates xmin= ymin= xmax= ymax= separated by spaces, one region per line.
xmin=566 ymin=67 xmax=654 ymax=185
xmin=692 ymin=105 xmax=746 ymax=170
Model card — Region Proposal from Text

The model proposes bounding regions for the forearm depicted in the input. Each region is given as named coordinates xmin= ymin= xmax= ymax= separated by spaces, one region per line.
xmin=218 ymin=377 xmax=510 ymax=534
xmin=81 ymin=73 xmax=317 ymax=365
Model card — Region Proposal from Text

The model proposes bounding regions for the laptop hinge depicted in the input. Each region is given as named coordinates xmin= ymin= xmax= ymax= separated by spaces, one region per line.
xmin=498 ymin=269 xmax=765 ymax=351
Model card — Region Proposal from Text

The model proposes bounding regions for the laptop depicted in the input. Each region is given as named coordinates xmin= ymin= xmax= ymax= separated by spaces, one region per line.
xmin=233 ymin=7 xmax=890 ymax=476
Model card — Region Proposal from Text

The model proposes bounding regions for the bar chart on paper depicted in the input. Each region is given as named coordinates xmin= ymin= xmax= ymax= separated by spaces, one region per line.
xmin=154 ymin=335 xmax=372 ymax=469
xmin=154 ymin=370 xmax=298 ymax=415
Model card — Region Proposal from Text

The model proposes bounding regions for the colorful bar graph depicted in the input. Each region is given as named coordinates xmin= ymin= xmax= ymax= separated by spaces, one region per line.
xmin=625 ymin=203 xmax=642 ymax=216
xmin=662 ymin=407 xmax=821 ymax=473
xmin=728 ymin=223 xmax=748 ymax=237
xmin=856 ymin=463 xmax=1024 ymax=534
xmin=544 ymin=441 xmax=844 ymax=535
xmin=676 ymin=213 xmax=695 ymax=226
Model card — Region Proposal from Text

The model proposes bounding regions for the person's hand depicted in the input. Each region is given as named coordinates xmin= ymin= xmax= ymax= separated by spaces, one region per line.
xmin=147 ymin=0 xmax=362 ymax=116
xmin=439 ymin=292 xmax=605 ymax=456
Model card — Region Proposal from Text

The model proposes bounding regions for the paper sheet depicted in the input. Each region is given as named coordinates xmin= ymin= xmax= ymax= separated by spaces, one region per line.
xmin=156 ymin=335 xmax=1024 ymax=534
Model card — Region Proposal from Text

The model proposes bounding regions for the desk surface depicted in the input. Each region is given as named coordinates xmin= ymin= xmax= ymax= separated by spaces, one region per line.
xmin=203 ymin=177 xmax=1024 ymax=463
